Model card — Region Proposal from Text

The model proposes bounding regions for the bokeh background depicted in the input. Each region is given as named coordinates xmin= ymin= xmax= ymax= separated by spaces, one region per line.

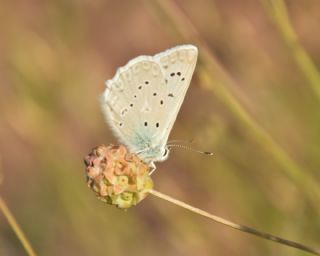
xmin=0 ymin=0 xmax=319 ymax=255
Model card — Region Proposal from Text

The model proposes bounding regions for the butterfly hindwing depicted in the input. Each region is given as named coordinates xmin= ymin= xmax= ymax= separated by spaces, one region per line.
xmin=102 ymin=57 xmax=167 ymax=156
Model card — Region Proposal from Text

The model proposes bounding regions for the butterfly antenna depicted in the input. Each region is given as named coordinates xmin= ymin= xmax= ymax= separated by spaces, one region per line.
xmin=168 ymin=144 xmax=214 ymax=156
xmin=167 ymin=139 xmax=194 ymax=145
xmin=167 ymin=139 xmax=195 ymax=146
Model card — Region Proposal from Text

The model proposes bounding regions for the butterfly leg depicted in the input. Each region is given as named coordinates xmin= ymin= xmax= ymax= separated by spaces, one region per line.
xmin=149 ymin=162 xmax=157 ymax=175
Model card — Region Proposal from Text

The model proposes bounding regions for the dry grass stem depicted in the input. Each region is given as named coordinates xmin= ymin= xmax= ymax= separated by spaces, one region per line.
xmin=0 ymin=196 xmax=37 ymax=256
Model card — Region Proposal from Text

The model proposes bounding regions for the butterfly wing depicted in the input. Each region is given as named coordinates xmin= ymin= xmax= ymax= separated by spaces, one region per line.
xmin=101 ymin=45 xmax=198 ymax=164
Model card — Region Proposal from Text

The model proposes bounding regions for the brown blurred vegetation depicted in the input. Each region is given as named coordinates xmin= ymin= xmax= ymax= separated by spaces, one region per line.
xmin=0 ymin=0 xmax=319 ymax=255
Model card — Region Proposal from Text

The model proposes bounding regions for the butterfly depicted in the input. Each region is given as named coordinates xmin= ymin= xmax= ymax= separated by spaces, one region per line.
xmin=101 ymin=45 xmax=198 ymax=171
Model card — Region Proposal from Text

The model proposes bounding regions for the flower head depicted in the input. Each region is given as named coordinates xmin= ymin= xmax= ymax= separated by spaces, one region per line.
xmin=84 ymin=144 xmax=153 ymax=209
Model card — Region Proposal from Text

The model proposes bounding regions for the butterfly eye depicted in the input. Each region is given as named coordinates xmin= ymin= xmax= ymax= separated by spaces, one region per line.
xmin=163 ymin=148 xmax=168 ymax=157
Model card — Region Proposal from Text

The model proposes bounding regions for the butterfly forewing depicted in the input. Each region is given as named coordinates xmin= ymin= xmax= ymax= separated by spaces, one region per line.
xmin=101 ymin=45 xmax=198 ymax=165
xmin=154 ymin=45 xmax=198 ymax=144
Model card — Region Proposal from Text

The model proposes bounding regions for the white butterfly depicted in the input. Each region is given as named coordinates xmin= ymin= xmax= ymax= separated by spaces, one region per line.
xmin=101 ymin=45 xmax=198 ymax=170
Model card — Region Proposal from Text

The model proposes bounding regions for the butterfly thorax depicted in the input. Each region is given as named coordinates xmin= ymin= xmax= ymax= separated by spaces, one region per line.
xmin=138 ymin=145 xmax=169 ymax=164
xmin=130 ymin=133 xmax=169 ymax=164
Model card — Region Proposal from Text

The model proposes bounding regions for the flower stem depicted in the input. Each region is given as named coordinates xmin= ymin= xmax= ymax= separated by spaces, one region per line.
xmin=0 ymin=196 xmax=37 ymax=256
xmin=149 ymin=189 xmax=320 ymax=255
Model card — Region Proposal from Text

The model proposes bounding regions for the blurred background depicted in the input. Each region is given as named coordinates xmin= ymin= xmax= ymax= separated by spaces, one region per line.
xmin=0 ymin=0 xmax=319 ymax=255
